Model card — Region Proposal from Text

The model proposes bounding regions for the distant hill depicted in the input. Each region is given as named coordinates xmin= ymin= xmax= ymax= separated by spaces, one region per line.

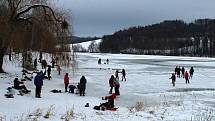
xmin=100 ymin=19 xmax=215 ymax=57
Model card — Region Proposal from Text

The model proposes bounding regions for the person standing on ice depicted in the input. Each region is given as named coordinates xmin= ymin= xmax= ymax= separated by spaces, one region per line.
xmin=79 ymin=76 xmax=87 ymax=96
xmin=98 ymin=58 xmax=101 ymax=65
xmin=181 ymin=67 xmax=185 ymax=78
xmin=34 ymin=70 xmax=46 ymax=98
xmin=121 ymin=69 xmax=126 ymax=81
xmin=189 ymin=67 xmax=194 ymax=79
xmin=64 ymin=73 xmax=70 ymax=92
xmin=177 ymin=66 xmax=181 ymax=78
xmin=184 ymin=71 xmax=189 ymax=84
xmin=109 ymin=75 xmax=115 ymax=94
xmin=174 ymin=66 xmax=178 ymax=75
xmin=106 ymin=59 xmax=109 ymax=64
xmin=169 ymin=73 xmax=176 ymax=87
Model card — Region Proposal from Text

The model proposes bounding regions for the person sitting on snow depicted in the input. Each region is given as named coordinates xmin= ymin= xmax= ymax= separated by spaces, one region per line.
xmin=100 ymin=93 xmax=117 ymax=110
xmin=68 ymin=85 xmax=76 ymax=93
xmin=14 ymin=78 xmax=30 ymax=93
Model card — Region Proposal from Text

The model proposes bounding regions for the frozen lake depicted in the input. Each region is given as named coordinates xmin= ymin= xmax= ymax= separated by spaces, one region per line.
xmin=66 ymin=53 xmax=215 ymax=107
xmin=1 ymin=52 xmax=215 ymax=120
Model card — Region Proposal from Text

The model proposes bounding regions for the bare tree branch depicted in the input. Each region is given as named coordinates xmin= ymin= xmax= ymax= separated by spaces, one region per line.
xmin=16 ymin=4 xmax=62 ymax=22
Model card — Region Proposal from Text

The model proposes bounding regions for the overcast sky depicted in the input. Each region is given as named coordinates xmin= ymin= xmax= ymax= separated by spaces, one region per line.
xmin=57 ymin=0 xmax=215 ymax=37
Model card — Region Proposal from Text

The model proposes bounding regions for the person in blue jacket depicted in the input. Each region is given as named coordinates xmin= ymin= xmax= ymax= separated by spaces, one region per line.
xmin=34 ymin=70 xmax=46 ymax=98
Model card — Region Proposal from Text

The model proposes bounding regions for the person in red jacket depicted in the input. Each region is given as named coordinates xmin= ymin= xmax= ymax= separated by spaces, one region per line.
xmin=101 ymin=93 xmax=117 ymax=109
xmin=184 ymin=71 xmax=189 ymax=84
xmin=64 ymin=73 xmax=70 ymax=92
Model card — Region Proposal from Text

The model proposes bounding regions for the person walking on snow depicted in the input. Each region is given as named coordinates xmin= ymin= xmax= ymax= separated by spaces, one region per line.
xmin=184 ymin=71 xmax=189 ymax=84
xmin=64 ymin=73 xmax=70 ymax=92
xmin=169 ymin=73 xmax=176 ymax=87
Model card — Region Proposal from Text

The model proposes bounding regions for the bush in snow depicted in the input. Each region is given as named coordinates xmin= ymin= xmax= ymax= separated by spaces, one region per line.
xmin=44 ymin=105 xmax=55 ymax=119
xmin=60 ymin=105 xmax=75 ymax=121
xmin=128 ymin=101 xmax=144 ymax=113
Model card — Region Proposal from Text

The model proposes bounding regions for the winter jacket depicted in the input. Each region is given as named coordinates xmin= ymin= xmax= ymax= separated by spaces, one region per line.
xmin=114 ymin=78 xmax=120 ymax=86
xmin=109 ymin=93 xmax=116 ymax=100
xmin=47 ymin=67 xmax=51 ymax=73
xmin=34 ymin=72 xmax=45 ymax=86
xmin=170 ymin=74 xmax=176 ymax=81
xmin=14 ymin=79 xmax=22 ymax=89
xmin=184 ymin=72 xmax=189 ymax=80
xmin=189 ymin=68 xmax=194 ymax=74
xmin=122 ymin=69 xmax=126 ymax=76
xmin=109 ymin=77 xmax=114 ymax=87
xmin=79 ymin=77 xmax=87 ymax=89
xmin=64 ymin=75 xmax=69 ymax=84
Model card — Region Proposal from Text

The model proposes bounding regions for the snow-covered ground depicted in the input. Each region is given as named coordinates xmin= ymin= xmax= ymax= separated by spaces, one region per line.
xmin=73 ymin=39 xmax=101 ymax=50
xmin=1 ymin=53 xmax=215 ymax=121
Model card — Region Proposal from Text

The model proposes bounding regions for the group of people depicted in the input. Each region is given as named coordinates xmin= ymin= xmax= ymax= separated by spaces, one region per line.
xmin=64 ymin=73 xmax=87 ymax=96
xmin=98 ymin=58 xmax=109 ymax=65
xmin=93 ymin=69 xmax=127 ymax=110
xmin=170 ymin=66 xmax=195 ymax=87
xmin=109 ymin=69 xmax=127 ymax=95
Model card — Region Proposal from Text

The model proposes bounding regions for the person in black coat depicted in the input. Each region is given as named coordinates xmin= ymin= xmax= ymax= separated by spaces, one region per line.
xmin=189 ymin=67 xmax=194 ymax=79
xmin=14 ymin=78 xmax=30 ymax=92
xmin=47 ymin=65 xmax=51 ymax=80
xmin=34 ymin=58 xmax=37 ymax=70
xmin=181 ymin=67 xmax=185 ymax=78
xmin=121 ymin=69 xmax=126 ymax=81
xmin=109 ymin=75 xmax=115 ymax=94
xmin=79 ymin=76 xmax=87 ymax=96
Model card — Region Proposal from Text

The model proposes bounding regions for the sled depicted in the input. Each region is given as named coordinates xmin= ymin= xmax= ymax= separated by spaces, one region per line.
xmin=109 ymin=107 xmax=118 ymax=111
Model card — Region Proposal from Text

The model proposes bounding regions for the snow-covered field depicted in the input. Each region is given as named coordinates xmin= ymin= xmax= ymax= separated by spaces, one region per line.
xmin=1 ymin=53 xmax=215 ymax=121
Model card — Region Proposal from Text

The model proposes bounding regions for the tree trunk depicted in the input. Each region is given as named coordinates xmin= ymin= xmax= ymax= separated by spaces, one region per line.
xmin=0 ymin=48 xmax=6 ymax=73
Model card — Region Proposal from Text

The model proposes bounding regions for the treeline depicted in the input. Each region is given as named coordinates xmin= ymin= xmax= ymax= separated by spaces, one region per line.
xmin=100 ymin=19 xmax=215 ymax=57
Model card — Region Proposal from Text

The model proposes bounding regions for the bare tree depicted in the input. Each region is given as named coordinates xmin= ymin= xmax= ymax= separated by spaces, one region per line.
xmin=0 ymin=0 xmax=72 ymax=72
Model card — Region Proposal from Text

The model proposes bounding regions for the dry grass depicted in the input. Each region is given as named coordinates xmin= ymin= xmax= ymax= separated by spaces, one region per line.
xmin=60 ymin=105 xmax=75 ymax=121
xmin=44 ymin=105 xmax=55 ymax=119
xmin=128 ymin=101 xmax=144 ymax=113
